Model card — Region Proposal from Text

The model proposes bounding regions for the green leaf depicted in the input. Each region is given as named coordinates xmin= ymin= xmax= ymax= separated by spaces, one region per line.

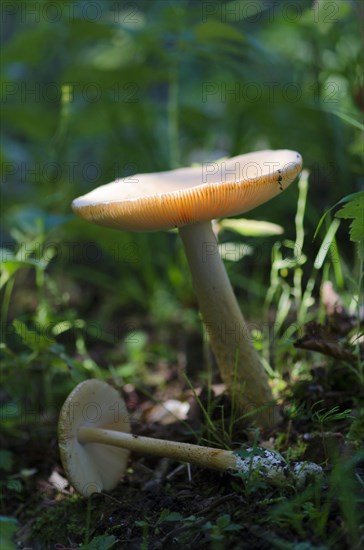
xmin=163 ymin=511 xmax=184 ymax=522
xmin=0 ymin=516 xmax=18 ymax=550
xmin=0 ymin=450 xmax=13 ymax=472
xmin=322 ymin=108 xmax=364 ymax=131
xmin=219 ymin=218 xmax=284 ymax=237
xmin=2 ymin=27 xmax=56 ymax=65
xmin=224 ymin=523 xmax=242 ymax=532
xmin=80 ymin=535 xmax=117 ymax=550
xmin=335 ymin=192 xmax=364 ymax=243
xmin=314 ymin=192 xmax=364 ymax=240
xmin=194 ymin=20 xmax=245 ymax=44
xmin=292 ymin=543 xmax=329 ymax=550
xmin=13 ymin=320 xmax=54 ymax=352
xmin=217 ymin=1 xmax=265 ymax=23
xmin=7 ymin=207 xmax=71 ymax=233
xmin=216 ymin=514 xmax=231 ymax=528
xmin=313 ymin=218 xmax=341 ymax=270
xmin=300 ymin=0 xmax=351 ymax=34
xmin=0 ymin=249 xmax=47 ymax=289
xmin=6 ymin=480 xmax=22 ymax=493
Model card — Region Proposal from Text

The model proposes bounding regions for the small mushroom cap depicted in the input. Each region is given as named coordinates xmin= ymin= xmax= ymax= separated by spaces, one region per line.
xmin=72 ymin=150 xmax=302 ymax=231
xmin=58 ymin=380 xmax=130 ymax=497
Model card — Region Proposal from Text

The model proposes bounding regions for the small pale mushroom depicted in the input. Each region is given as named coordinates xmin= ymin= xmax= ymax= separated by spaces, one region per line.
xmin=58 ymin=379 xmax=130 ymax=496
xmin=72 ymin=150 xmax=302 ymax=427
xmin=58 ymin=380 xmax=322 ymax=497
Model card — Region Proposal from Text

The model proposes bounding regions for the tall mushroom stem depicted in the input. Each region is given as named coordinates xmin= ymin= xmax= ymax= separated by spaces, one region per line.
xmin=179 ymin=221 xmax=280 ymax=428
xmin=78 ymin=427 xmax=237 ymax=471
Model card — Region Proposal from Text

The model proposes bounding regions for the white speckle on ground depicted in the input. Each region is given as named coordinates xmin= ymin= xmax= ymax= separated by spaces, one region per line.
xmin=293 ymin=462 xmax=324 ymax=488
xmin=233 ymin=448 xmax=290 ymax=486
xmin=232 ymin=448 xmax=323 ymax=488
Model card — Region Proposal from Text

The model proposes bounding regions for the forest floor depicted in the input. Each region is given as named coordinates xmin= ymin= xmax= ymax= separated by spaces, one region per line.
xmin=3 ymin=345 xmax=364 ymax=550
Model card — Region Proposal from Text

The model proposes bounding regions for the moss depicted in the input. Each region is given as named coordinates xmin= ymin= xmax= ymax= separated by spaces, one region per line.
xmin=30 ymin=496 xmax=91 ymax=547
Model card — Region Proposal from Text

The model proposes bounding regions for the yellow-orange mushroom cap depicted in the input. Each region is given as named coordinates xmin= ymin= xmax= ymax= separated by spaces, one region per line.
xmin=72 ymin=150 xmax=302 ymax=231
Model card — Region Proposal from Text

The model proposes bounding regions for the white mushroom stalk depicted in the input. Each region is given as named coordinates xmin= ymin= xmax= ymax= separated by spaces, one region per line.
xmin=179 ymin=220 xmax=277 ymax=427
xmin=71 ymin=150 xmax=303 ymax=428
xmin=59 ymin=380 xmax=322 ymax=497
xmin=78 ymin=425 xmax=239 ymax=471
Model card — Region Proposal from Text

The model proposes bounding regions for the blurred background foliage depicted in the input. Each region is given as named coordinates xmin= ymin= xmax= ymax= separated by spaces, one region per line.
xmin=1 ymin=0 xmax=363 ymax=411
